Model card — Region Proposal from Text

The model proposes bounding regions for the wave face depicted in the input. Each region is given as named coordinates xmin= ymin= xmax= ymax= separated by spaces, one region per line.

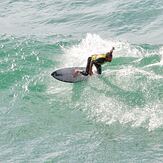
xmin=0 ymin=0 xmax=163 ymax=162
xmin=61 ymin=33 xmax=163 ymax=131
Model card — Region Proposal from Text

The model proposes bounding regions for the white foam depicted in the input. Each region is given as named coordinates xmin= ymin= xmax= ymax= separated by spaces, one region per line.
xmin=159 ymin=46 xmax=163 ymax=64
xmin=83 ymin=89 xmax=163 ymax=131
xmin=57 ymin=33 xmax=163 ymax=131
xmin=61 ymin=33 xmax=146 ymax=68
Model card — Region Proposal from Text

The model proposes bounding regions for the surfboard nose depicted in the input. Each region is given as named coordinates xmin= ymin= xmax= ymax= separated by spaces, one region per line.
xmin=51 ymin=71 xmax=62 ymax=77
xmin=51 ymin=71 xmax=58 ymax=77
xmin=51 ymin=72 xmax=55 ymax=77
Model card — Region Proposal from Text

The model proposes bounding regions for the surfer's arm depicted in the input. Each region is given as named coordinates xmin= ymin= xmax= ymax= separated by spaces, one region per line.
xmin=106 ymin=47 xmax=114 ymax=62
xmin=110 ymin=47 xmax=115 ymax=53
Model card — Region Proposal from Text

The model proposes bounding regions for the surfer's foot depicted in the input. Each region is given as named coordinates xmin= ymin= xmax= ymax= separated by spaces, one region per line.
xmin=80 ymin=71 xmax=88 ymax=76
xmin=73 ymin=69 xmax=89 ymax=77
xmin=73 ymin=69 xmax=81 ymax=77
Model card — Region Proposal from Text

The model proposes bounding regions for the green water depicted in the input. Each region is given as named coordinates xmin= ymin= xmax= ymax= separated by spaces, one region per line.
xmin=0 ymin=0 xmax=163 ymax=162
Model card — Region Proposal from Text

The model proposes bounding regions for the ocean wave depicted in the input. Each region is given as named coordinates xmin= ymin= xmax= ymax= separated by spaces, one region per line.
xmin=60 ymin=33 xmax=163 ymax=131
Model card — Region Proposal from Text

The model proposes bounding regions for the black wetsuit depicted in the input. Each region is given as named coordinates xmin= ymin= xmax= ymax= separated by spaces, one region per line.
xmin=81 ymin=53 xmax=112 ymax=76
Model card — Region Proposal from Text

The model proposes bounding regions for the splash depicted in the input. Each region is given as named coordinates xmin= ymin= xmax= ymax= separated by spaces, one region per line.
xmin=62 ymin=33 xmax=163 ymax=131
xmin=61 ymin=33 xmax=146 ymax=67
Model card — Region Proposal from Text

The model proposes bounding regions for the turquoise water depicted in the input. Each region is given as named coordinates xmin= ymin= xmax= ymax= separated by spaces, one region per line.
xmin=0 ymin=0 xmax=163 ymax=162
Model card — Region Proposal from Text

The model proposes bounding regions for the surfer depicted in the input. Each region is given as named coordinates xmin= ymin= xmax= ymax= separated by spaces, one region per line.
xmin=74 ymin=47 xmax=115 ymax=76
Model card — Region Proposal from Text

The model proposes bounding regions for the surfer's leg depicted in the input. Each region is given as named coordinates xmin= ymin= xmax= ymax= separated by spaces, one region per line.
xmin=94 ymin=64 xmax=102 ymax=74
xmin=80 ymin=57 xmax=91 ymax=76
xmin=85 ymin=57 xmax=92 ymax=74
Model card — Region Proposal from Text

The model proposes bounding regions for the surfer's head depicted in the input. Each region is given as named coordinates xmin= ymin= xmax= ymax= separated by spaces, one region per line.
xmin=106 ymin=53 xmax=112 ymax=62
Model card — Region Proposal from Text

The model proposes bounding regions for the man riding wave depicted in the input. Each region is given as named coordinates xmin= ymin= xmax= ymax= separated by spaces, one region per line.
xmin=74 ymin=47 xmax=115 ymax=76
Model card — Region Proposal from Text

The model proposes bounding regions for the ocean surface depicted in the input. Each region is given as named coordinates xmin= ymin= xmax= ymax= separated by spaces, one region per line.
xmin=0 ymin=0 xmax=163 ymax=162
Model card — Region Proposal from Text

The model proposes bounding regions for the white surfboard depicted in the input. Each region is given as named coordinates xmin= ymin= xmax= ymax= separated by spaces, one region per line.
xmin=51 ymin=67 xmax=89 ymax=83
